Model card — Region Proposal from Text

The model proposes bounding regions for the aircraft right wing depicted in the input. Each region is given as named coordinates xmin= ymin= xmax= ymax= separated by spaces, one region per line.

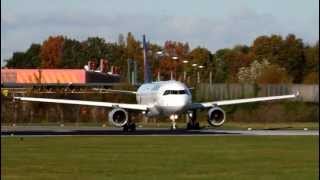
xmin=14 ymin=97 xmax=148 ymax=111
xmin=190 ymin=92 xmax=299 ymax=109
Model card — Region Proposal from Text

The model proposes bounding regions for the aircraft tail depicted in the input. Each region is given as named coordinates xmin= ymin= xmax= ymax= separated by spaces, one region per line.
xmin=143 ymin=34 xmax=152 ymax=83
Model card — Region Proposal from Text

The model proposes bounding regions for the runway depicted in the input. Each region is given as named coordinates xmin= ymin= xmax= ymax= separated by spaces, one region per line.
xmin=1 ymin=126 xmax=318 ymax=136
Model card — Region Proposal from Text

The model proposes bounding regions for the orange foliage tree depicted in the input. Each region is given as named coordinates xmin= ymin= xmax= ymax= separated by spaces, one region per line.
xmin=224 ymin=49 xmax=252 ymax=82
xmin=256 ymin=64 xmax=290 ymax=84
xmin=40 ymin=36 xmax=65 ymax=68
xmin=160 ymin=41 xmax=189 ymax=80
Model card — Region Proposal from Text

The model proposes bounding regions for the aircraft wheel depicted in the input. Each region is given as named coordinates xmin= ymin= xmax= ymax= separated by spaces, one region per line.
xmin=194 ymin=122 xmax=200 ymax=129
xmin=122 ymin=124 xmax=129 ymax=132
xmin=187 ymin=122 xmax=193 ymax=130
xmin=186 ymin=122 xmax=200 ymax=130
xmin=170 ymin=125 xmax=177 ymax=130
xmin=128 ymin=123 xmax=136 ymax=132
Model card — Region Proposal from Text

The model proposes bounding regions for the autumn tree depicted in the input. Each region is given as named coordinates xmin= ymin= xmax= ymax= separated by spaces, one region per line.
xmin=303 ymin=42 xmax=319 ymax=84
xmin=4 ymin=33 xmax=317 ymax=85
xmin=126 ymin=32 xmax=141 ymax=60
xmin=5 ymin=52 xmax=27 ymax=68
xmin=213 ymin=48 xmax=231 ymax=82
xmin=40 ymin=36 xmax=64 ymax=68
xmin=222 ymin=45 xmax=252 ymax=82
xmin=281 ymin=34 xmax=305 ymax=83
xmin=256 ymin=65 xmax=290 ymax=84
xmin=5 ymin=44 xmax=41 ymax=68
xmin=188 ymin=47 xmax=213 ymax=83
xmin=60 ymin=38 xmax=86 ymax=68
xmin=251 ymin=34 xmax=305 ymax=83
xmin=83 ymin=37 xmax=110 ymax=63
xmin=125 ymin=32 xmax=143 ymax=80
xmin=251 ymin=35 xmax=283 ymax=63
xmin=159 ymin=41 xmax=189 ymax=80
xmin=238 ymin=59 xmax=290 ymax=84
xmin=189 ymin=47 xmax=212 ymax=67
xmin=147 ymin=43 xmax=163 ymax=79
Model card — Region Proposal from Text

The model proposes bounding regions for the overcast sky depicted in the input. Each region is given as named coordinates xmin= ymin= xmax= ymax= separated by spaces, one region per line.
xmin=1 ymin=0 xmax=319 ymax=66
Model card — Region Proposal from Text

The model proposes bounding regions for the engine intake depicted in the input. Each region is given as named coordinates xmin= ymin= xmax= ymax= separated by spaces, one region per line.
xmin=208 ymin=107 xmax=226 ymax=127
xmin=108 ymin=108 xmax=128 ymax=127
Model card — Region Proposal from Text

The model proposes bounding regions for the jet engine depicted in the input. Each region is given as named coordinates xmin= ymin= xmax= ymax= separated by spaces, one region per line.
xmin=108 ymin=108 xmax=128 ymax=127
xmin=208 ymin=107 xmax=226 ymax=127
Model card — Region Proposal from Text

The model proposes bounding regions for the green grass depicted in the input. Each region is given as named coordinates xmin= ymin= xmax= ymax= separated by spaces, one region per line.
xmin=2 ymin=136 xmax=318 ymax=180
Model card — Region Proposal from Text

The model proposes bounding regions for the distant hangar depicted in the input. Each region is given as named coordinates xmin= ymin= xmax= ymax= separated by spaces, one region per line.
xmin=1 ymin=59 xmax=121 ymax=86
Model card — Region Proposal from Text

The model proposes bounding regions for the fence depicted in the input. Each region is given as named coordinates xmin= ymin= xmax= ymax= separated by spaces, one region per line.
xmin=196 ymin=84 xmax=319 ymax=103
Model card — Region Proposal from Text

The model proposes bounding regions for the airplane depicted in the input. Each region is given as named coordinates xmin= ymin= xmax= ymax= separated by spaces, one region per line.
xmin=14 ymin=35 xmax=299 ymax=131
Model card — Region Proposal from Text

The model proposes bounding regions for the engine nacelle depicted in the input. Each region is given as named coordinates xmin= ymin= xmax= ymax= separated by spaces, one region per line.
xmin=208 ymin=107 xmax=226 ymax=127
xmin=108 ymin=108 xmax=128 ymax=127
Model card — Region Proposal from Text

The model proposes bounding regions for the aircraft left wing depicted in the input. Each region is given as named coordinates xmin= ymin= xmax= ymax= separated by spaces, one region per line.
xmin=14 ymin=97 xmax=148 ymax=111
xmin=190 ymin=92 xmax=299 ymax=109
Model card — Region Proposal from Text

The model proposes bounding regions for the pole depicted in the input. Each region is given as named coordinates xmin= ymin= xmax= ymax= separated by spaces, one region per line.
xmin=131 ymin=71 xmax=135 ymax=85
xmin=127 ymin=59 xmax=132 ymax=84
xmin=157 ymin=71 xmax=160 ymax=81
xmin=197 ymin=71 xmax=200 ymax=83
xmin=158 ymin=55 xmax=161 ymax=81
xmin=133 ymin=61 xmax=138 ymax=84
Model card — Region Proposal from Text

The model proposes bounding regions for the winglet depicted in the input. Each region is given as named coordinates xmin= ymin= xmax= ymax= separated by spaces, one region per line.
xmin=294 ymin=91 xmax=300 ymax=97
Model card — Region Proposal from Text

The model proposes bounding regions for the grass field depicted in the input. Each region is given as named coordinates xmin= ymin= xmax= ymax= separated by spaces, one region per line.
xmin=2 ymin=136 xmax=319 ymax=180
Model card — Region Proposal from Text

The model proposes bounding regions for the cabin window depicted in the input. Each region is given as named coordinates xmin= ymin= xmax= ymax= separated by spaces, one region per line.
xmin=163 ymin=90 xmax=187 ymax=95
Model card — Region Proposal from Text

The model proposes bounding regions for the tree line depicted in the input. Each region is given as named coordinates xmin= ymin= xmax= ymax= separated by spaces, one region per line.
xmin=4 ymin=32 xmax=319 ymax=84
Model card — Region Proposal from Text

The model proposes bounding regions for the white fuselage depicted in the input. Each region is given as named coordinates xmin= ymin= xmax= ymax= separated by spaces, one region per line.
xmin=136 ymin=80 xmax=192 ymax=117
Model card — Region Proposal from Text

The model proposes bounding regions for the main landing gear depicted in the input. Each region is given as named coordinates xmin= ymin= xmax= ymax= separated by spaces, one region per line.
xmin=122 ymin=122 xmax=136 ymax=132
xmin=186 ymin=110 xmax=200 ymax=130
xmin=122 ymin=115 xmax=136 ymax=132
xmin=169 ymin=111 xmax=200 ymax=130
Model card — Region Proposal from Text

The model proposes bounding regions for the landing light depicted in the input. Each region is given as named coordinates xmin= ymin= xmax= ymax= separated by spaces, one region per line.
xmin=156 ymin=51 xmax=163 ymax=55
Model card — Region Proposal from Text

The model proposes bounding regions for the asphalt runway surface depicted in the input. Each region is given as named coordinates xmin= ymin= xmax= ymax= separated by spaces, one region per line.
xmin=1 ymin=126 xmax=318 ymax=136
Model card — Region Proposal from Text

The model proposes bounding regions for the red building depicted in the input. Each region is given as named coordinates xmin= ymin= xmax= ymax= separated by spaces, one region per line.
xmin=1 ymin=68 xmax=120 ymax=84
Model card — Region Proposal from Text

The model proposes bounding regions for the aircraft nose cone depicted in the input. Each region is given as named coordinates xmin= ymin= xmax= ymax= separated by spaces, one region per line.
xmin=172 ymin=96 xmax=188 ymax=106
xmin=166 ymin=96 xmax=189 ymax=112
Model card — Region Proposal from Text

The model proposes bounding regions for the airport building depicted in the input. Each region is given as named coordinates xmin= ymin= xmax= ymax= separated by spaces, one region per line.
xmin=1 ymin=59 xmax=121 ymax=85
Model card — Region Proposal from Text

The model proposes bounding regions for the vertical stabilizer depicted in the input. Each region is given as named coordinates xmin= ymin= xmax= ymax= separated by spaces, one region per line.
xmin=143 ymin=34 xmax=152 ymax=83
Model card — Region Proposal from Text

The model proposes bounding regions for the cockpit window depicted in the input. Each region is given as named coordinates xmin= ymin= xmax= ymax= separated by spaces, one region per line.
xmin=163 ymin=90 xmax=187 ymax=95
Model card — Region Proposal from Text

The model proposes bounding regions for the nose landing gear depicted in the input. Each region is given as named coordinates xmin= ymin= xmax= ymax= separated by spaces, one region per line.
xmin=169 ymin=114 xmax=178 ymax=130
